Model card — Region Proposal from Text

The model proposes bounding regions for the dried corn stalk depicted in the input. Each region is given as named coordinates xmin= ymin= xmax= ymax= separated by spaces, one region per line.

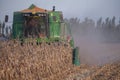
xmin=0 ymin=40 xmax=73 ymax=80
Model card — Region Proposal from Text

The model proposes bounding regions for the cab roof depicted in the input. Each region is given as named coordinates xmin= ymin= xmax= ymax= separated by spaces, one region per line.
xmin=21 ymin=4 xmax=48 ymax=13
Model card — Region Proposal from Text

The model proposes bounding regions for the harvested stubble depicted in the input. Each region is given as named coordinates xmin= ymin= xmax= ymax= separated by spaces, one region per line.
xmin=0 ymin=40 xmax=74 ymax=80
xmin=64 ymin=62 xmax=120 ymax=80
xmin=86 ymin=62 xmax=120 ymax=80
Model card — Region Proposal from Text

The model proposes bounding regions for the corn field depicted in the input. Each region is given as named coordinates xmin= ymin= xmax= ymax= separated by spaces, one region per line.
xmin=0 ymin=40 xmax=73 ymax=80
xmin=0 ymin=40 xmax=120 ymax=80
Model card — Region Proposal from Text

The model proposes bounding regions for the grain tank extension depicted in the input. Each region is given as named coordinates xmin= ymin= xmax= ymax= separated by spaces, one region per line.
xmin=12 ymin=4 xmax=80 ymax=66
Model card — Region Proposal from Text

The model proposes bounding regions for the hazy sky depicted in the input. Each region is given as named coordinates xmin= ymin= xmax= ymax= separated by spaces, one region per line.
xmin=0 ymin=0 xmax=120 ymax=22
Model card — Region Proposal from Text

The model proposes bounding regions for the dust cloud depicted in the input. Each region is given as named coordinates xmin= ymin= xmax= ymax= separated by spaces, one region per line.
xmin=66 ymin=17 xmax=120 ymax=65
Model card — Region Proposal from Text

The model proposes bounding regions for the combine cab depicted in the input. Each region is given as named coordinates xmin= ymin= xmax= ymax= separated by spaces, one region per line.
xmin=12 ymin=4 xmax=80 ymax=66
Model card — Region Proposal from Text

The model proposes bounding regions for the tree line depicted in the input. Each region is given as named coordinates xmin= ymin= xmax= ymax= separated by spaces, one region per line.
xmin=65 ymin=17 xmax=120 ymax=42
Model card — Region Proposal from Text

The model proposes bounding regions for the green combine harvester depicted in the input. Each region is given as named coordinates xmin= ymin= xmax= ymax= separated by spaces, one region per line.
xmin=12 ymin=4 xmax=80 ymax=66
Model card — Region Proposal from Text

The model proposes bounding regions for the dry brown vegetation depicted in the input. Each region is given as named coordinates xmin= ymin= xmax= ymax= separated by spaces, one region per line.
xmin=0 ymin=40 xmax=120 ymax=80
xmin=0 ymin=40 xmax=73 ymax=80
xmin=87 ymin=62 xmax=120 ymax=80
xmin=66 ymin=63 xmax=120 ymax=80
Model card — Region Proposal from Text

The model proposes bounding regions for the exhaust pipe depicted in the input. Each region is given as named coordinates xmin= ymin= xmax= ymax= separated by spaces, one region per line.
xmin=53 ymin=6 xmax=55 ymax=11
xmin=5 ymin=15 xmax=9 ymax=22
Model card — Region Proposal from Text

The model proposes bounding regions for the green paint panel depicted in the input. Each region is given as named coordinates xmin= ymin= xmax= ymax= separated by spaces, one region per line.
xmin=73 ymin=47 xmax=80 ymax=66
xmin=13 ymin=23 xmax=23 ymax=39
xmin=49 ymin=22 xmax=60 ymax=38
xmin=13 ymin=12 xmax=24 ymax=23
xmin=48 ymin=11 xmax=62 ymax=23
xmin=48 ymin=11 xmax=62 ymax=38
xmin=13 ymin=12 xmax=24 ymax=39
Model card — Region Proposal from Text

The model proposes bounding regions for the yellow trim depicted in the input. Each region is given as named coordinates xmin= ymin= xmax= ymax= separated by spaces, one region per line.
xmin=32 ymin=11 xmax=36 ymax=14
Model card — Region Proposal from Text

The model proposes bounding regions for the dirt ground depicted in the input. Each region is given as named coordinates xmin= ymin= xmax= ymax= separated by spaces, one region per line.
xmin=74 ymin=36 xmax=120 ymax=65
